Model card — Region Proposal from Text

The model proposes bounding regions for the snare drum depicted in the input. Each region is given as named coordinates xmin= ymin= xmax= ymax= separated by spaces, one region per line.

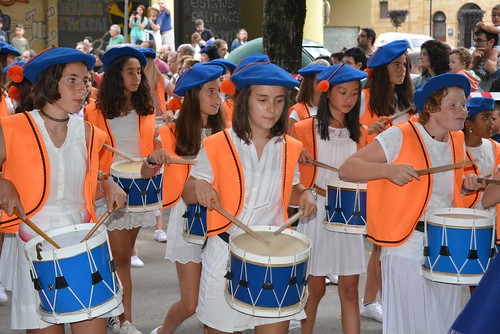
xmin=421 ymin=208 xmax=496 ymax=285
xmin=24 ymin=224 xmax=123 ymax=324
xmin=324 ymin=180 xmax=367 ymax=234
xmin=183 ymin=204 xmax=207 ymax=245
xmin=225 ymin=226 xmax=310 ymax=317
xmin=111 ymin=159 xmax=164 ymax=212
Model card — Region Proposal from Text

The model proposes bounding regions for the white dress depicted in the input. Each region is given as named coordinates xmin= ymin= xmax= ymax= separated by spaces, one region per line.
xmin=191 ymin=129 xmax=304 ymax=332
xmin=297 ymin=125 xmax=366 ymax=276
xmin=96 ymin=110 xmax=156 ymax=230
xmin=164 ymin=128 xmax=212 ymax=263
xmin=11 ymin=111 xmax=88 ymax=329
xmin=376 ymin=123 xmax=462 ymax=334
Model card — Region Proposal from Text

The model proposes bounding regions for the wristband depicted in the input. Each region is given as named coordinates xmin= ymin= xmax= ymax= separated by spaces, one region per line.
xmin=146 ymin=155 xmax=159 ymax=169
xmin=302 ymin=187 xmax=318 ymax=200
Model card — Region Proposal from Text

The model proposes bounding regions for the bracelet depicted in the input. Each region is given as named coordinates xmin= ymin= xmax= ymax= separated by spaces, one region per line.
xmin=301 ymin=187 xmax=317 ymax=200
xmin=146 ymin=155 xmax=159 ymax=169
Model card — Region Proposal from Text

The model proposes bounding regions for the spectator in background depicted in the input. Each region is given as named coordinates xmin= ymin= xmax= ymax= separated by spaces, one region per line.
xmin=76 ymin=41 xmax=91 ymax=54
xmin=315 ymin=55 xmax=334 ymax=65
xmin=10 ymin=24 xmax=29 ymax=54
xmin=0 ymin=18 xmax=7 ymax=43
xmin=331 ymin=51 xmax=344 ymax=64
xmin=129 ymin=4 xmax=148 ymax=45
xmin=92 ymin=49 xmax=105 ymax=74
xmin=194 ymin=19 xmax=214 ymax=45
xmin=141 ymin=40 xmax=157 ymax=51
xmin=177 ymin=44 xmax=195 ymax=59
xmin=83 ymin=35 xmax=93 ymax=52
xmin=106 ymin=24 xmax=125 ymax=50
xmin=472 ymin=28 xmax=499 ymax=92
xmin=213 ymin=39 xmax=229 ymax=58
xmin=158 ymin=0 xmax=175 ymax=51
xmin=190 ymin=33 xmax=202 ymax=59
xmin=357 ymin=28 xmax=376 ymax=56
xmin=145 ymin=4 xmax=162 ymax=51
xmin=199 ymin=44 xmax=220 ymax=63
xmin=449 ymin=47 xmax=480 ymax=92
xmin=158 ymin=44 xmax=171 ymax=63
xmin=413 ymin=39 xmax=451 ymax=90
xmin=20 ymin=49 xmax=35 ymax=61
xmin=342 ymin=46 xmax=367 ymax=70
xmin=231 ymin=28 xmax=247 ymax=51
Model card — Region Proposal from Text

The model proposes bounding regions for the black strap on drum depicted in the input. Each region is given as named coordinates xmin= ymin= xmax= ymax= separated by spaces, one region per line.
xmin=467 ymin=250 xmax=479 ymax=260
xmin=92 ymin=271 xmax=104 ymax=285
xmin=439 ymin=246 xmax=450 ymax=257
xmin=262 ymin=282 xmax=273 ymax=290
xmin=109 ymin=259 xmax=116 ymax=273
xmin=30 ymin=271 xmax=43 ymax=291
xmin=55 ymin=276 xmax=69 ymax=290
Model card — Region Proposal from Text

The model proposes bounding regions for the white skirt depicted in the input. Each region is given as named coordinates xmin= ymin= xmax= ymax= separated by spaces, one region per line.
xmin=165 ymin=200 xmax=202 ymax=263
xmin=381 ymin=231 xmax=461 ymax=334
xmin=95 ymin=198 xmax=156 ymax=231
xmin=197 ymin=235 xmax=305 ymax=332
xmin=0 ymin=233 xmax=17 ymax=290
xmin=297 ymin=195 xmax=366 ymax=276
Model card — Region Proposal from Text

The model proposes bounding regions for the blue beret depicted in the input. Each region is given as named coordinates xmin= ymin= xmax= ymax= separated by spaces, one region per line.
xmin=298 ymin=64 xmax=328 ymax=77
xmin=23 ymin=47 xmax=96 ymax=84
xmin=3 ymin=60 xmax=26 ymax=74
xmin=230 ymin=53 xmax=299 ymax=90
xmin=102 ymin=46 xmax=147 ymax=70
xmin=0 ymin=42 xmax=20 ymax=56
xmin=467 ymin=97 xmax=495 ymax=118
xmin=316 ymin=63 xmax=367 ymax=92
xmin=414 ymin=73 xmax=471 ymax=112
xmin=174 ymin=62 xmax=224 ymax=97
xmin=210 ymin=58 xmax=236 ymax=72
xmin=366 ymin=40 xmax=408 ymax=68
xmin=138 ymin=48 xmax=156 ymax=59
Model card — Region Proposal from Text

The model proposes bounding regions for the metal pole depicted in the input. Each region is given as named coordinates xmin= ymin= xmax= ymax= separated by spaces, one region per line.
xmin=429 ymin=0 xmax=432 ymax=36
xmin=124 ymin=0 xmax=129 ymax=42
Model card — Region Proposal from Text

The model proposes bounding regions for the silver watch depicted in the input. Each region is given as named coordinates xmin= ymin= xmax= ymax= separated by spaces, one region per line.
xmin=303 ymin=187 xmax=317 ymax=200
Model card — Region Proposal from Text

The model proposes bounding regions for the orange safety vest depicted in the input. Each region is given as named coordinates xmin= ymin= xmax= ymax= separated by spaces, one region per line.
xmin=0 ymin=112 xmax=106 ymax=233
xmin=289 ymin=102 xmax=312 ymax=120
xmin=203 ymin=130 xmax=302 ymax=236
xmin=155 ymin=78 xmax=167 ymax=115
xmin=158 ymin=122 xmax=191 ymax=209
xmin=222 ymin=99 xmax=234 ymax=123
xmin=292 ymin=117 xmax=368 ymax=188
xmin=0 ymin=97 xmax=9 ymax=117
xmin=367 ymin=121 xmax=466 ymax=246
xmin=84 ymin=101 xmax=156 ymax=174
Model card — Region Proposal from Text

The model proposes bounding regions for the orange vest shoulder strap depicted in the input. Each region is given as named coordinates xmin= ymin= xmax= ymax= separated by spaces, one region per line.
xmin=293 ymin=117 xmax=317 ymax=188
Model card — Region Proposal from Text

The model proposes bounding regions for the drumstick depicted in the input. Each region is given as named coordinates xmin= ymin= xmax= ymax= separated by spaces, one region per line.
xmin=478 ymin=177 xmax=500 ymax=186
xmin=416 ymin=160 xmax=475 ymax=176
xmin=311 ymin=160 xmax=339 ymax=173
xmin=382 ymin=106 xmax=413 ymax=126
xmin=214 ymin=205 xmax=270 ymax=247
xmin=80 ymin=209 xmax=113 ymax=242
xmin=273 ymin=211 xmax=303 ymax=236
xmin=103 ymin=144 xmax=135 ymax=163
xmin=169 ymin=157 xmax=197 ymax=165
xmin=13 ymin=208 xmax=61 ymax=249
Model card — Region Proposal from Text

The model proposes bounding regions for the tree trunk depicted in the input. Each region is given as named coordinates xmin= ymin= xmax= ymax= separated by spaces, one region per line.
xmin=262 ymin=0 xmax=306 ymax=73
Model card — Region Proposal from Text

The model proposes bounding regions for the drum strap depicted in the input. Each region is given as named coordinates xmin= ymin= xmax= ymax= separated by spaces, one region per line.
xmin=218 ymin=232 xmax=230 ymax=243
xmin=314 ymin=184 xmax=326 ymax=198
xmin=415 ymin=221 xmax=424 ymax=233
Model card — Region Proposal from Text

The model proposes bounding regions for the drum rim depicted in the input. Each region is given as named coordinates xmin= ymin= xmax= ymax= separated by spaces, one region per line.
xmin=425 ymin=207 xmax=495 ymax=228
xmin=421 ymin=265 xmax=483 ymax=285
xmin=111 ymin=158 xmax=164 ymax=178
xmin=327 ymin=178 xmax=367 ymax=190
xmin=25 ymin=223 xmax=108 ymax=261
xmin=229 ymin=226 xmax=311 ymax=265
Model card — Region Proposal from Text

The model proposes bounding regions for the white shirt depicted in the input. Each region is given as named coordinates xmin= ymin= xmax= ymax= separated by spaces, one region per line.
xmin=191 ymin=128 xmax=300 ymax=230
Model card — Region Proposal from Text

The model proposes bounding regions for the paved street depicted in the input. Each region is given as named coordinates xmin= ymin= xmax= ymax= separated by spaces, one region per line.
xmin=0 ymin=218 xmax=471 ymax=333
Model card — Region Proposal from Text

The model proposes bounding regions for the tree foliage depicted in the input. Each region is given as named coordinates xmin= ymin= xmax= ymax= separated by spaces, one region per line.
xmin=388 ymin=10 xmax=409 ymax=31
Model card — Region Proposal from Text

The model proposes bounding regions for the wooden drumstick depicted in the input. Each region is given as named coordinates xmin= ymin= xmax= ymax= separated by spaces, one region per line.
xmin=478 ymin=177 xmax=500 ymax=186
xmin=311 ymin=160 xmax=339 ymax=173
xmin=103 ymin=144 xmax=136 ymax=163
xmin=13 ymin=208 xmax=61 ymax=249
xmin=80 ymin=209 xmax=113 ymax=242
xmin=416 ymin=160 xmax=474 ymax=176
xmin=169 ymin=157 xmax=197 ymax=165
xmin=214 ymin=205 xmax=270 ymax=247
xmin=273 ymin=211 xmax=303 ymax=236
xmin=382 ymin=106 xmax=413 ymax=126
